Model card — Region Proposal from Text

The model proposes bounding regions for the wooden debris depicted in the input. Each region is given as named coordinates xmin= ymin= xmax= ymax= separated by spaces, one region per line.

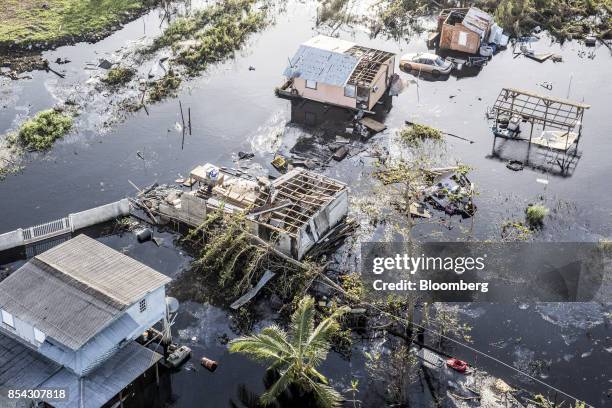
xmin=230 ymin=270 xmax=276 ymax=309
xmin=332 ymin=145 xmax=349 ymax=161
xmin=359 ymin=117 xmax=387 ymax=133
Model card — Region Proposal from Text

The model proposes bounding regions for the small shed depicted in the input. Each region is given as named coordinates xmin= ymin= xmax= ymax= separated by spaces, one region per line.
xmin=438 ymin=7 xmax=493 ymax=54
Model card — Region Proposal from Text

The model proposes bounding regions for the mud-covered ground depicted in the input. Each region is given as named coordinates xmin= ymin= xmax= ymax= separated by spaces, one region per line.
xmin=0 ymin=1 xmax=611 ymax=407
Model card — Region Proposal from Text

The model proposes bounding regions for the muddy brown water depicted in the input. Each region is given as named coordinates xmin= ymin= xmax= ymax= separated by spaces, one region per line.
xmin=1 ymin=2 xmax=611 ymax=407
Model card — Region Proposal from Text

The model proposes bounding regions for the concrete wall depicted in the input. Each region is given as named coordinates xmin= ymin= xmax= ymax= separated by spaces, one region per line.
xmin=294 ymin=78 xmax=357 ymax=109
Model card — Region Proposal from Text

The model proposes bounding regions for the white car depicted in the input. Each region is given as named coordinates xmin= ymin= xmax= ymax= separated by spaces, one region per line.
xmin=399 ymin=53 xmax=453 ymax=76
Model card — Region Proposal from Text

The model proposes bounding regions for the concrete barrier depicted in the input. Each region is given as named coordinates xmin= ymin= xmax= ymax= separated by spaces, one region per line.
xmin=70 ymin=199 xmax=130 ymax=231
xmin=0 ymin=199 xmax=130 ymax=253
xmin=0 ymin=229 xmax=25 ymax=252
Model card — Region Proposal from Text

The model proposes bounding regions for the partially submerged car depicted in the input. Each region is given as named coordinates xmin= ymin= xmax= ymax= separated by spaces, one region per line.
xmin=399 ymin=53 xmax=453 ymax=76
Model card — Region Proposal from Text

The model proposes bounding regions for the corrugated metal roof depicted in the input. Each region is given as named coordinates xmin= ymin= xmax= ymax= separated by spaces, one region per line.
xmin=0 ymin=235 xmax=170 ymax=350
xmin=0 ymin=333 xmax=162 ymax=408
xmin=283 ymin=45 xmax=359 ymax=87
xmin=36 ymin=234 xmax=171 ymax=307
xmin=0 ymin=333 xmax=61 ymax=390
xmin=41 ymin=341 xmax=162 ymax=408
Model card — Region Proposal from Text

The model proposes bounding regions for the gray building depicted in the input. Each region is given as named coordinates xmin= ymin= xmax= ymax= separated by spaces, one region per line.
xmin=0 ymin=234 xmax=172 ymax=407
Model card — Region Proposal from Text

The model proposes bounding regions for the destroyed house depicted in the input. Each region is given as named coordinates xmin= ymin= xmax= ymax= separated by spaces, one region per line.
xmin=164 ymin=165 xmax=349 ymax=260
xmin=279 ymin=35 xmax=395 ymax=111
xmin=438 ymin=7 xmax=493 ymax=54
xmin=0 ymin=234 xmax=171 ymax=407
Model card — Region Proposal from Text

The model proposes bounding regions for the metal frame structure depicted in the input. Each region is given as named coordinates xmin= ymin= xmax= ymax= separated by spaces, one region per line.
xmin=490 ymin=88 xmax=590 ymax=176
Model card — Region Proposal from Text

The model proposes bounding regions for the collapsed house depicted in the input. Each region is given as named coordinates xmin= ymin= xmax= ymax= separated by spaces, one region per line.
xmin=437 ymin=7 xmax=507 ymax=54
xmin=277 ymin=35 xmax=396 ymax=112
xmin=0 ymin=235 xmax=172 ymax=408
xmin=143 ymin=164 xmax=349 ymax=260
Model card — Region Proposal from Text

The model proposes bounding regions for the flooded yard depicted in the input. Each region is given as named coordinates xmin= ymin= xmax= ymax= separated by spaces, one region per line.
xmin=1 ymin=1 xmax=611 ymax=407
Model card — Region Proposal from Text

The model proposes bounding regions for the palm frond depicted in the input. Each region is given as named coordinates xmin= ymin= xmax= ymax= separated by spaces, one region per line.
xmin=290 ymin=296 xmax=316 ymax=353
xmin=260 ymin=368 xmax=295 ymax=406
xmin=307 ymin=379 xmax=344 ymax=408
xmin=229 ymin=334 xmax=290 ymax=364
xmin=261 ymin=325 xmax=296 ymax=355
xmin=304 ymin=306 xmax=349 ymax=362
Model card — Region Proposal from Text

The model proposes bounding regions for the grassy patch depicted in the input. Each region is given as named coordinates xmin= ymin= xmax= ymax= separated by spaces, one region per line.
xmin=398 ymin=124 xmax=443 ymax=147
xmin=493 ymin=0 xmax=612 ymax=40
xmin=144 ymin=0 xmax=267 ymax=75
xmin=11 ymin=109 xmax=73 ymax=151
xmin=0 ymin=0 xmax=157 ymax=50
xmin=102 ymin=66 xmax=135 ymax=86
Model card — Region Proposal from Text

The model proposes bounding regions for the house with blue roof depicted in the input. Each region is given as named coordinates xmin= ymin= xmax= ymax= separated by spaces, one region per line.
xmin=279 ymin=35 xmax=395 ymax=111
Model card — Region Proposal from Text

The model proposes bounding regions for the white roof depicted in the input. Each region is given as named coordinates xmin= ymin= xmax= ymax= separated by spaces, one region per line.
xmin=302 ymin=35 xmax=355 ymax=53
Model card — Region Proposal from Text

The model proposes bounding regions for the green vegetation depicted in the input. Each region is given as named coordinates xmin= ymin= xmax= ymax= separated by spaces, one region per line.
xmin=526 ymin=204 xmax=549 ymax=228
xmin=398 ymin=124 xmax=443 ymax=147
xmin=0 ymin=0 xmax=157 ymax=50
xmin=102 ymin=67 xmax=135 ymax=86
xmin=493 ymin=0 xmax=612 ymax=40
xmin=140 ymin=0 xmax=268 ymax=102
xmin=186 ymin=209 xmax=265 ymax=295
xmin=148 ymin=70 xmax=182 ymax=102
xmin=317 ymin=0 xmax=352 ymax=26
xmin=10 ymin=109 xmax=73 ymax=151
xmin=501 ymin=221 xmax=533 ymax=240
xmin=145 ymin=0 xmax=267 ymax=74
xmin=229 ymin=296 xmax=348 ymax=408
xmin=530 ymin=394 xmax=587 ymax=407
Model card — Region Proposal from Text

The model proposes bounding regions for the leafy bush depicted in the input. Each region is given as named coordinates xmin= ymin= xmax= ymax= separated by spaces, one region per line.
xmin=398 ymin=124 xmax=443 ymax=146
xmin=102 ymin=67 xmax=135 ymax=86
xmin=526 ymin=204 xmax=549 ymax=227
xmin=16 ymin=109 xmax=73 ymax=151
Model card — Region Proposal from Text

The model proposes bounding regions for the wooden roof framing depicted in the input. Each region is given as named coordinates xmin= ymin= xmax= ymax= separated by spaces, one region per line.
xmin=346 ymin=45 xmax=394 ymax=87
xmin=251 ymin=170 xmax=345 ymax=236
xmin=492 ymin=88 xmax=590 ymax=130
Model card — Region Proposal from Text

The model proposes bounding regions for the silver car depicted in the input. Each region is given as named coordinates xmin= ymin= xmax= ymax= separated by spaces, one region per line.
xmin=399 ymin=53 xmax=453 ymax=76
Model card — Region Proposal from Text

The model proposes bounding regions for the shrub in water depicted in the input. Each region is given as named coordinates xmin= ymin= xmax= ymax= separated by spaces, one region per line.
xmin=17 ymin=109 xmax=73 ymax=151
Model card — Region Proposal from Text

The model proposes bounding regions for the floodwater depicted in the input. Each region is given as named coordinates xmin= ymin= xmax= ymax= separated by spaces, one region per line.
xmin=1 ymin=1 xmax=611 ymax=407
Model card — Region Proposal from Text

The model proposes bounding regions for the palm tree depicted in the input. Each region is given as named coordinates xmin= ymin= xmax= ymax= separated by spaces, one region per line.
xmin=229 ymin=296 xmax=349 ymax=408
